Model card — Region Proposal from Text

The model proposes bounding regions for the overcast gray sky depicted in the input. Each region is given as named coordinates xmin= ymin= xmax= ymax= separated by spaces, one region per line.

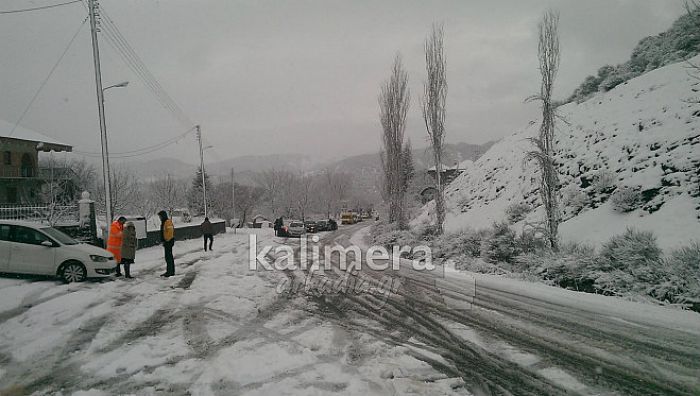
xmin=0 ymin=0 xmax=688 ymax=165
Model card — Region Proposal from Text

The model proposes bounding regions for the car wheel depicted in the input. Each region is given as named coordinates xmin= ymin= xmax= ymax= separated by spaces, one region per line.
xmin=61 ymin=261 xmax=87 ymax=283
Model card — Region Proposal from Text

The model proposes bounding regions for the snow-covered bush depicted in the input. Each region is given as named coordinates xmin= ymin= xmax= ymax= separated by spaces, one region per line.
xmin=592 ymin=170 xmax=617 ymax=193
xmin=610 ymin=187 xmax=641 ymax=212
xmin=433 ymin=228 xmax=489 ymax=259
xmin=482 ymin=222 xmax=518 ymax=264
xmin=662 ymin=242 xmax=700 ymax=306
xmin=518 ymin=252 xmax=599 ymax=292
xmin=599 ymin=228 xmax=661 ymax=270
xmin=371 ymin=222 xmax=420 ymax=253
xmin=516 ymin=228 xmax=548 ymax=255
xmin=560 ymin=185 xmax=589 ymax=219
xmin=504 ymin=202 xmax=531 ymax=224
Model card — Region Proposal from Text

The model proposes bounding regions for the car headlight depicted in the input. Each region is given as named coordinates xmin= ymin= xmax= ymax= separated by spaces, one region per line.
xmin=90 ymin=255 xmax=111 ymax=262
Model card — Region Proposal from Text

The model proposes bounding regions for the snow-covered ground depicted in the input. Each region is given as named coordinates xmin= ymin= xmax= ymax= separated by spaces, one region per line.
xmin=0 ymin=229 xmax=467 ymax=395
xmin=414 ymin=55 xmax=700 ymax=250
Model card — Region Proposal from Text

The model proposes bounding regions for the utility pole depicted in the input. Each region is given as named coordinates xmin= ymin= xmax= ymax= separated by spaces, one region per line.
xmin=196 ymin=125 xmax=208 ymax=218
xmin=88 ymin=0 xmax=113 ymax=231
xmin=230 ymin=167 xmax=236 ymax=233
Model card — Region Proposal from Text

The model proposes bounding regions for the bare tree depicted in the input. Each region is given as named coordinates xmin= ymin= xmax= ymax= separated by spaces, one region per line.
xmin=379 ymin=54 xmax=410 ymax=228
xmin=209 ymin=181 xmax=234 ymax=220
xmin=151 ymin=173 xmax=184 ymax=216
xmin=422 ymin=23 xmax=448 ymax=234
xmin=526 ymin=10 xmax=561 ymax=251
xmin=257 ymin=168 xmax=284 ymax=217
xmin=69 ymin=158 xmax=98 ymax=196
xmin=234 ymin=184 xmax=264 ymax=225
xmin=131 ymin=182 xmax=159 ymax=220
xmin=401 ymin=139 xmax=415 ymax=196
xmin=294 ymin=174 xmax=314 ymax=221
xmin=94 ymin=165 xmax=139 ymax=217
xmin=323 ymin=169 xmax=337 ymax=218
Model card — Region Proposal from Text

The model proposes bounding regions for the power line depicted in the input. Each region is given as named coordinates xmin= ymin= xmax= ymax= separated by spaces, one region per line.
xmin=8 ymin=16 xmax=88 ymax=138
xmin=0 ymin=0 xmax=81 ymax=14
xmin=81 ymin=0 xmax=194 ymax=129
xmin=73 ymin=126 xmax=196 ymax=157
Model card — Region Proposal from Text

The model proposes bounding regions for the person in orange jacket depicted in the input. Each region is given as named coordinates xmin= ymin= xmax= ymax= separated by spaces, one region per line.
xmin=107 ymin=216 xmax=127 ymax=276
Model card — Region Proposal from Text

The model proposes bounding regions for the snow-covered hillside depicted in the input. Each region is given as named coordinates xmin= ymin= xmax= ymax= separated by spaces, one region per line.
xmin=416 ymin=56 xmax=700 ymax=250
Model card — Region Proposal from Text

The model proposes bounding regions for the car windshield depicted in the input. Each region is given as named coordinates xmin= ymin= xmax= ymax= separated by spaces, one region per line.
xmin=41 ymin=227 xmax=79 ymax=245
xmin=290 ymin=222 xmax=303 ymax=227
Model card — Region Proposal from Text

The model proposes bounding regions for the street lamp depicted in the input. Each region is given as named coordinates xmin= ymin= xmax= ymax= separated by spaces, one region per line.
xmin=100 ymin=80 xmax=128 ymax=228
xmin=103 ymin=81 xmax=129 ymax=93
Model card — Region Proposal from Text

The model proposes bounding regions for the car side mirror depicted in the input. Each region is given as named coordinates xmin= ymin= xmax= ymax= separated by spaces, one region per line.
xmin=41 ymin=240 xmax=54 ymax=247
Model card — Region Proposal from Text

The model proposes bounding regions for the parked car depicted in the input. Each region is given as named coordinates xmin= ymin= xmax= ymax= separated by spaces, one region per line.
xmin=315 ymin=220 xmax=328 ymax=231
xmin=0 ymin=220 xmax=116 ymax=283
xmin=287 ymin=221 xmax=306 ymax=238
xmin=327 ymin=219 xmax=338 ymax=231
xmin=305 ymin=221 xmax=318 ymax=233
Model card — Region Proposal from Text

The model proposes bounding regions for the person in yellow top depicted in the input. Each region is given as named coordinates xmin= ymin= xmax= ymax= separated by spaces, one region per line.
xmin=107 ymin=216 xmax=126 ymax=276
xmin=157 ymin=210 xmax=176 ymax=277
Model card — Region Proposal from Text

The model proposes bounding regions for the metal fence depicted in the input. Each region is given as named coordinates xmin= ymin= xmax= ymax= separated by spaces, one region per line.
xmin=0 ymin=204 xmax=80 ymax=226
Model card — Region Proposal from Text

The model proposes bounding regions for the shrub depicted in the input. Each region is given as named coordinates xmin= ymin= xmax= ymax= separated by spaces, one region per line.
xmin=663 ymin=242 xmax=700 ymax=305
xmin=592 ymin=170 xmax=617 ymax=193
xmin=599 ymin=228 xmax=661 ymax=270
xmin=433 ymin=228 xmax=487 ymax=259
xmin=516 ymin=228 xmax=548 ymax=256
xmin=561 ymin=186 xmax=589 ymax=219
xmin=610 ymin=187 xmax=641 ymax=212
xmin=516 ymin=251 xmax=598 ymax=292
xmin=482 ymin=222 xmax=518 ymax=264
xmin=505 ymin=203 xmax=531 ymax=224
xmin=371 ymin=222 xmax=419 ymax=251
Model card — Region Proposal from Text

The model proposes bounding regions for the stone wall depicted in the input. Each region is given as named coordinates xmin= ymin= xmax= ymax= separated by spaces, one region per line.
xmin=137 ymin=221 xmax=227 ymax=249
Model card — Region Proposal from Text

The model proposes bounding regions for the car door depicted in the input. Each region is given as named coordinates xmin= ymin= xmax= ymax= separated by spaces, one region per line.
xmin=0 ymin=224 xmax=11 ymax=272
xmin=8 ymin=225 xmax=57 ymax=275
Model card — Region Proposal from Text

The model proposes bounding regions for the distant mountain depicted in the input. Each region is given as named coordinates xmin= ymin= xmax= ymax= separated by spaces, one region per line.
xmin=124 ymin=142 xmax=494 ymax=189
xmin=128 ymin=157 xmax=197 ymax=181
xmin=319 ymin=141 xmax=495 ymax=174
xmin=206 ymin=153 xmax=317 ymax=175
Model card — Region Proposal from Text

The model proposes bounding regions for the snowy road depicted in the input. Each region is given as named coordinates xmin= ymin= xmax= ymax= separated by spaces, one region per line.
xmin=1 ymin=226 xmax=699 ymax=395
xmin=0 ymin=229 xmax=467 ymax=395
xmin=299 ymin=224 xmax=700 ymax=396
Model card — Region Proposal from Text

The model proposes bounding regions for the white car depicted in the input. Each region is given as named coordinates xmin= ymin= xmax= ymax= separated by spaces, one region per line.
xmin=0 ymin=220 xmax=116 ymax=283
xmin=286 ymin=221 xmax=306 ymax=238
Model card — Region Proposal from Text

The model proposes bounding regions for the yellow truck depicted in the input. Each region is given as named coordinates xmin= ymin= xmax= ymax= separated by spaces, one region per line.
xmin=340 ymin=212 xmax=355 ymax=225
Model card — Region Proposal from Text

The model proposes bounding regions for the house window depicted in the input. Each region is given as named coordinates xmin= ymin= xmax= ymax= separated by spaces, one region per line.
xmin=3 ymin=151 xmax=10 ymax=165
xmin=6 ymin=187 xmax=18 ymax=203
xmin=20 ymin=153 xmax=33 ymax=177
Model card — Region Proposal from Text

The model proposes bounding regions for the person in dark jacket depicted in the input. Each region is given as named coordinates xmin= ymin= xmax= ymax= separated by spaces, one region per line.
xmin=119 ymin=221 xmax=137 ymax=278
xmin=274 ymin=217 xmax=284 ymax=236
xmin=201 ymin=217 xmax=213 ymax=251
xmin=158 ymin=210 xmax=175 ymax=277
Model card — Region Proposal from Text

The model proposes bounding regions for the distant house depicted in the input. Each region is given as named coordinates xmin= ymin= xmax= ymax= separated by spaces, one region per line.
xmin=426 ymin=164 xmax=465 ymax=186
xmin=0 ymin=119 xmax=73 ymax=204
